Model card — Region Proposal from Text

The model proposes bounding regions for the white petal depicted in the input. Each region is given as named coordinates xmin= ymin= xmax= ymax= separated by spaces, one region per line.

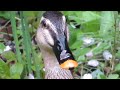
xmin=28 ymin=73 xmax=34 ymax=79
xmin=43 ymin=68 xmax=45 ymax=71
xmin=103 ymin=50 xmax=112 ymax=61
xmin=87 ymin=59 xmax=99 ymax=67
xmin=82 ymin=73 xmax=92 ymax=79
xmin=4 ymin=46 xmax=11 ymax=52
xmin=86 ymin=51 xmax=93 ymax=58
xmin=82 ymin=37 xmax=95 ymax=46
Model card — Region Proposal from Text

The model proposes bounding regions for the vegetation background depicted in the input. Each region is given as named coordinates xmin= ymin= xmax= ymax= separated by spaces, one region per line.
xmin=0 ymin=11 xmax=120 ymax=79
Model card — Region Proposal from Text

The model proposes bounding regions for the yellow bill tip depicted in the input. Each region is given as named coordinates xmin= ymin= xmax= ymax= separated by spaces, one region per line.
xmin=60 ymin=60 xmax=78 ymax=69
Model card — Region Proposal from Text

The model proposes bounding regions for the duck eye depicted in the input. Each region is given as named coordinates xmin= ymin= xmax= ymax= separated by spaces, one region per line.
xmin=41 ymin=20 xmax=48 ymax=28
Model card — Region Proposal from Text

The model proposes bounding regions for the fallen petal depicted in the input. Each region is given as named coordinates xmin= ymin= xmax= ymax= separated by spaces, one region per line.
xmin=87 ymin=59 xmax=99 ymax=67
xmin=103 ymin=50 xmax=112 ymax=61
xmin=82 ymin=73 xmax=92 ymax=79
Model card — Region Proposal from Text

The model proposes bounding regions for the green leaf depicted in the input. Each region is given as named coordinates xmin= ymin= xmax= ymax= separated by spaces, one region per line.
xmin=69 ymin=26 xmax=82 ymax=46
xmin=23 ymin=11 xmax=35 ymax=18
xmin=99 ymin=11 xmax=115 ymax=37
xmin=92 ymin=69 xmax=104 ymax=79
xmin=64 ymin=11 xmax=101 ymax=24
xmin=97 ymin=74 xmax=106 ymax=79
xmin=0 ymin=11 xmax=10 ymax=19
xmin=77 ymin=55 xmax=86 ymax=62
xmin=23 ymin=11 xmax=41 ymax=25
xmin=73 ymin=48 xmax=90 ymax=58
xmin=81 ymin=20 xmax=100 ymax=32
xmin=115 ymin=63 xmax=120 ymax=72
xmin=34 ymin=53 xmax=44 ymax=70
xmin=0 ymin=59 xmax=10 ymax=79
xmin=108 ymin=74 xmax=119 ymax=79
xmin=116 ymin=50 xmax=120 ymax=59
xmin=81 ymin=11 xmax=101 ymax=23
xmin=11 ymin=74 xmax=20 ymax=79
xmin=2 ymin=51 xmax=16 ymax=61
xmin=70 ymin=40 xmax=83 ymax=49
xmin=10 ymin=63 xmax=23 ymax=79
xmin=0 ymin=43 xmax=5 ymax=54
xmin=100 ymin=62 xmax=105 ymax=68
xmin=92 ymin=42 xmax=110 ymax=55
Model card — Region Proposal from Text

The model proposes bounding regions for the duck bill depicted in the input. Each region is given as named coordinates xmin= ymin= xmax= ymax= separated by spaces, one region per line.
xmin=52 ymin=34 xmax=78 ymax=70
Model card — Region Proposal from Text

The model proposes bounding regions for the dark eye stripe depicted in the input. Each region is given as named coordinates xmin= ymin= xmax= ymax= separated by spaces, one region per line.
xmin=41 ymin=20 xmax=46 ymax=27
xmin=41 ymin=20 xmax=50 ymax=29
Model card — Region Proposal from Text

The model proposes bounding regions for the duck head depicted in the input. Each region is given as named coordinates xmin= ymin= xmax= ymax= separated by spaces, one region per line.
xmin=36 ymin=11 xmax=78 ymax=70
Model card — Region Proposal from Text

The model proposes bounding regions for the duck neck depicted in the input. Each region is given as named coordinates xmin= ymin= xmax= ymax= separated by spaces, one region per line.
xmin=40 ymin=48 xmax=73 ymax=79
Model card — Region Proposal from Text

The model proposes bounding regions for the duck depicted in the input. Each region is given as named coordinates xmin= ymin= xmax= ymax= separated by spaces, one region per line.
xmin=36 ymin=11 xmax=78 ymax=79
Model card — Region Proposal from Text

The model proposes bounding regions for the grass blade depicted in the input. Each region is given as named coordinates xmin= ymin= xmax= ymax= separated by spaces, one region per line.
xmin=10 ymin=11 xmax=22 ymax=63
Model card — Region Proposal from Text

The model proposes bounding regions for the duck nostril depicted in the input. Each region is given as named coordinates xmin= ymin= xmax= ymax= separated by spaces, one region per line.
xmin=60 ymin=50 xmax=71 ymax=60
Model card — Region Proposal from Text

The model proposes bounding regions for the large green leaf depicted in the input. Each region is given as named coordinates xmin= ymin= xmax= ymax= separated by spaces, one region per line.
xmin=0 ymin=60 xmax=10 ymax=79
xmin=73 ymin=48 xmax=90 ymax=59
xmin=0 ymin=43 xmax=5 ymax=54
xmin=69 ymin=26 xmax=82 ymax=47
xmin=92 ymin=42 xmax=111 ymax=55
xmin=23 ymin=11 xmax=43 ymax=30
xmin=70 ymin=40 xmax=83 ymax=49
xmin=81 ymin=19 xmax=100 ymax=32
xmin=10 ymin=63 xmax=23 ymax=79
xmin=2 ymin=51 xmax=16 ymax=61
xmin=115 ymin=63 xmax=120 ymax=72
xmin=81 ymin=11 xmax=101 ymax=23
xmin=64 ymin=11 xmax=101 ymax=24
xmin=108 ymin=74 xmax=119 ymax=79
xmin=99 ymin=11 xmax=115 ymax=37
xmin=77 ymin=55 xmax=86 ymax=62
xmin=0 ymin=11 xmax=10 ymax=19
xmin=115 ymin=50 xmax=120 ymax=59
xmin=92 ymin=69 xmax=104 ymax=79
xmin=97 ymin=74 xmax=107 ymax=79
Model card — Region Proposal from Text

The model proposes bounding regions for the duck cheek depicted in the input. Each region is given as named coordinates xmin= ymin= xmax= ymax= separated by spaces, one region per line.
xmin=36 ymin=27 xmax=54 ymax=48
xmin=43 ymin=29 xmax=54 ymax=46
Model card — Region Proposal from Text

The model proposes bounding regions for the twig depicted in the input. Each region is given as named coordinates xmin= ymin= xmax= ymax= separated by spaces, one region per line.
xmin=0 ymin=17 xmax=21 ymax=31
xmin=0 ymin=20 xmax=10 ymax=31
